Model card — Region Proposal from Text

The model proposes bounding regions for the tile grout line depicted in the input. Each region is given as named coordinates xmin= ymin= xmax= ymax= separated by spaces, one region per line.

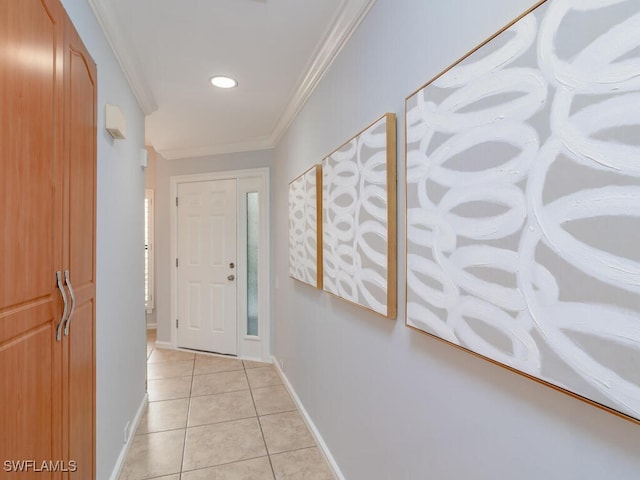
xmin=245 ymin=361 xmax=278 ymax=480
xmin=184 ymin=412 xmax=260 ymax=430
xmin=192 ymin=370 xmax=245 ymax=377
xmin=178 ymin=453 xmax=271 ymax=478
xmin=189 ymin=387 xmax=250 ymax=398
xmin=144 ymin=337 xmax=304 ymax=479
xmin=146 ymin=331 xmax=190 ymax=478
xmin=178 ymin=351 xmax=196 ymax=476
xmin=257 ymin=409 xmax=300 ymax=419
xmin=270 ymin=444 xmax=323 ymax=457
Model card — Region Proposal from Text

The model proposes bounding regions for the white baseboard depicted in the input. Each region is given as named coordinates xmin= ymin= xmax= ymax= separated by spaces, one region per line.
xmin=271 ymin=356 xmax=345 ymax=480
xmin=146 ymin=322 xmax=157 ymax=329
xmin=154 ymin=341 xmax=173 ymax=350
xmin=108 ymin=393 xmax=148 ymax=480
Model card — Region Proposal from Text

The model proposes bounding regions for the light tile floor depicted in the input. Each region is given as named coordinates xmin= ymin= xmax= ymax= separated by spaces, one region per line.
xmin=118 ymin=330 xmax=335 ymax=480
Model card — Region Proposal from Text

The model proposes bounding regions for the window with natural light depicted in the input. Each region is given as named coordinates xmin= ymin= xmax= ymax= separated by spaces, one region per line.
xmin=145 ymin=189 xmax=155 ymax=312
xmin=246 ymin=191 xmax=259 ymax=336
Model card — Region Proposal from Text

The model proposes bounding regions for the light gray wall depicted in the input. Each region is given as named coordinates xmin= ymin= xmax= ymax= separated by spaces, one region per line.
xmin=60 ymin=2 xmax=147 ymax=479
xmin=154 ymin=149 xmax=274 ymax=343
xmin=273 ymin=1 xmax=640 ymax=479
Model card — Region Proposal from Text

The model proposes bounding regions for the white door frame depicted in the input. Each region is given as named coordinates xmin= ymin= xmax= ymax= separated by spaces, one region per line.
xmin=170 ymin=167 xmax=270 ymax=361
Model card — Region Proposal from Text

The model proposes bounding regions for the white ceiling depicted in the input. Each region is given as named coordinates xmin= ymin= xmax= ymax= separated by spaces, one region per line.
xmin=89 ymin=0 xmax=375 ymax=160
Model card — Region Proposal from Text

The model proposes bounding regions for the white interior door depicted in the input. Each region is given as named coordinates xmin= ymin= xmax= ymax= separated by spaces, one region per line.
xmin=177 ymin=179 xmax=237 ymax=354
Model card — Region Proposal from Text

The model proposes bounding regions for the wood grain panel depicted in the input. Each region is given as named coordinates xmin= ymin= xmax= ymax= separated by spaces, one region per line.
xmin=0 ymin=0 xmax=65 ymax=475
xmin=0 ymin=323 xmax=60 ymax=479
xmin=0 ymin=0 xmax=64 ymax=309
xmin=62 ymin=16 xmax=97 ymax=479
xmin=65 ymin=23 xmax=97 ymax=289
xmin=65 ymin=301 xmax=94 ymax=480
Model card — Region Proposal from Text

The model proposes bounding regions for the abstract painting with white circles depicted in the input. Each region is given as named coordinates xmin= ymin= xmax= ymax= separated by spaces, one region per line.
xmin=405 ymin=0 xmax=640 ymax=422
xmin=289 ymin=165 xmax=322 ymax=288
xmin=323 ymin=114 xmax=397 ymax=318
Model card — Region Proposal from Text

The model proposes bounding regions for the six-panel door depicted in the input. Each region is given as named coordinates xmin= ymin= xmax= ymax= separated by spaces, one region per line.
xmin=177 ymin=179 xmax=238 ymax=355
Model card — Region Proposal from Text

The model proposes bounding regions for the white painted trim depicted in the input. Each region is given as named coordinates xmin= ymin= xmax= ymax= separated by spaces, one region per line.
xmin=272 ymin=357 xmax=345 ymax=480
xmin=145 ymin=322 xmax=157 ymax=330
xmin=169 ymin=168 xmax=271 ymax=361
xmin=87 ymin=0 xmax=157 ymax=115
xmin=144 ymin=189 xmax=155 ymax=311
xmin=260 ymin=171 xmax=271 ymax=363
xmin=269 ymin=0 xmax=377 ymax=146
xmin=108 ymin=393 xmax=148 ymax=480
xmin=160 ymin=138 xmax=272 ymax=161
xmin=154 ymin=341 xmax=173 ymax=350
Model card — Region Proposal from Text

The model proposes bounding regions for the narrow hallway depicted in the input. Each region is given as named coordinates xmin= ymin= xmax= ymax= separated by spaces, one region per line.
xmin=118 ymin=330 xmax=335 ymax=479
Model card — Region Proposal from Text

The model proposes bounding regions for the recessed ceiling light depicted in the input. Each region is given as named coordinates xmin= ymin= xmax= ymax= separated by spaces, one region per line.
xmin=210 ymin=75 xmax=238 ymax=89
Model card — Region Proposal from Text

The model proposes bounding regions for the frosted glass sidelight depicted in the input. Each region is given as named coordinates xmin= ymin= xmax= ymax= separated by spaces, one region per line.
xmin=144 ymin=190 xmax=154 ymax=311
xmin=247 ymin=192 xmax=259 ymax=336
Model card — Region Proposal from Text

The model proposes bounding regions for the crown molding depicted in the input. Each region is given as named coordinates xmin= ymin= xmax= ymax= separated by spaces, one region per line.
xmin=269 ymin=0 xmax=377 ymax=146
xmin=88 ymin=0 xmax=158 ymax=115
xmin=90 ymin=0 xmax=375 ymax=156
xmin=159 ymin=137 xmax=273 ymax=161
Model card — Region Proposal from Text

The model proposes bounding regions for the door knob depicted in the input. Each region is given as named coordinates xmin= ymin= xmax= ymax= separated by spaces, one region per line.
xmin=227 ymin=274 xmax=235 ymax=281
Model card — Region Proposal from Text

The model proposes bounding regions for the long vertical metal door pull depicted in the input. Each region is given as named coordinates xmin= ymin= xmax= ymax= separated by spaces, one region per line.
xmin=56 ymin=270 xmax=69 ymax=341
xmin=63 ymin=269 xmax=76 ymax=336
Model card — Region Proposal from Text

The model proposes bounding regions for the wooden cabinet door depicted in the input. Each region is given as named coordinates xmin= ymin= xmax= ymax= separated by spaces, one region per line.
xmin=61 ymin=17 xmax=97 ymax=480
xmin=0 ymin=0 xmax=65 ymax=477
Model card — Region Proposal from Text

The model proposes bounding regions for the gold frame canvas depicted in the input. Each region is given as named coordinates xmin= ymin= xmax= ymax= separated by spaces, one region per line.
xmin=405 ymin=0 xmax=640 ymax=424
xmin=322 ymin=113 xmax=397 ymax=319
xmin=288 ymin=164 xmax=323 ymax=288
